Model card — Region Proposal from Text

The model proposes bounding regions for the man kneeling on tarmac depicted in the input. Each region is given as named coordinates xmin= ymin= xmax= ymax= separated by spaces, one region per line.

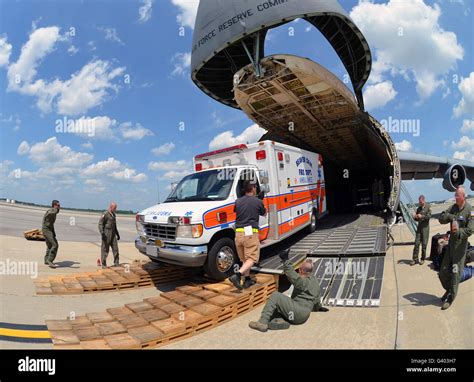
xmin=249 ymin=250 xmax=327 ymax=332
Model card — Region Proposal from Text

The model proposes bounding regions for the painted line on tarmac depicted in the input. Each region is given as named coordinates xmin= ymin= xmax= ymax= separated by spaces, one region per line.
xmin=0 ymin=322 xmax=52 ymax=343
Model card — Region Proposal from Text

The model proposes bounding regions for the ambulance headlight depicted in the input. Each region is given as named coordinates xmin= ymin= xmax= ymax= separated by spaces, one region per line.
xmin=177 ymin=224 xmax=203 ymax=238
xmin=135 ymin=214 xmax=145 ymax=235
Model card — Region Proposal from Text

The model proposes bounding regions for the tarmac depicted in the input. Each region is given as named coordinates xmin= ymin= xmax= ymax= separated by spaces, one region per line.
xmin=0 ymin=202 xmax=472 ymax=349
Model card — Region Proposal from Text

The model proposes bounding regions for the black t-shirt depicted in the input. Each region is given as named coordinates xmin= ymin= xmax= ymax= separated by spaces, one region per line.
xmin=234 ymin=195 xmax=266 ymax=229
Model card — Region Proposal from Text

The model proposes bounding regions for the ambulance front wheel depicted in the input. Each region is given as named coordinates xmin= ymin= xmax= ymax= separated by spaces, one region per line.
xmin=204 ymin=237 xmax=238 ymax=280
xmin=306 ymin=209 xmax=318 ymax=233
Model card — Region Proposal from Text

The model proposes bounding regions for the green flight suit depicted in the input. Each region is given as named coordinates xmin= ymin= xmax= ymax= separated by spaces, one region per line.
xmin=98 ymin=210 xmax=120 ymax=266
xmin=412 ymin=202 xmax=431 ymax=261
xmin=259 ymin=260 xmax=321 ymax=325
xmin=42 ymin=208 xmax=59 ymax=263
xmin=438 ymin=202 xmax=473 ymax=300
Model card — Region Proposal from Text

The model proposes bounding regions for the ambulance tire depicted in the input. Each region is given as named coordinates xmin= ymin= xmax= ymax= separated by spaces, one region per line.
xmin=204 ymin=238 xmax=238 ymax=280
xmin=306 ymin=209 xmax=318 ymax=234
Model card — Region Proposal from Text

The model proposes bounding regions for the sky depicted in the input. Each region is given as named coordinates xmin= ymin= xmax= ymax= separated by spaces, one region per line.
xmin=0 ymin=0 xmax=472 ymax=211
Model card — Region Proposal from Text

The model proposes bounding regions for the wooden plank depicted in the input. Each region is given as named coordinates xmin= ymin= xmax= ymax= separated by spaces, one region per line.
xmin=49 ymin=330 xmax=80 ymax=346
xmin=151 ymin=318 xmax=186 ymax=336
xmin=190 ymin=289 xmax=219 ymax=300
xmin=124 ymin=301 xmax=154 ymax=313
xmin=95 ymin=321 xmax=127 ymax=336
xmin=138 ymin=309 xmax=170 ymax=322
xmin=160 ymin=290 xmax=188 ymax=301
xmin=128 ymin=325 xmax=165 ymax=344
xmin=190 ymin=303 xmax=222 ymax=316
xmin=207 ymin=294 xmax=238 ymax=307
xmin=203 ymin=283 xmax=233 ymax=293
xmin=144 ymin=296 xmax=172 ymax=308
xmin=177 ymin=296 xmax=204 ymax=308
xmin=160 ymin=303 xmax=185 ymax=315
xmin=176 ymin=285 xmax=202 ymax=294
xmin=171 ymin=310 xmax=203 ymax=325
xmin=106 ymin=306 xmax=134 ymax=320
xmin=74 ymin=326 xmax=101 ymax=341
xmin=86 ymin=312 xmax=114 ymax=323
xmin=79 ymin=339 xmax=111 ymax=350
xmin=104 ymin=333 xmax=141 ymax=349
xmin=68 ymin=316 xmax=92 ymax=328
xmin=45 ymin=320 xmax=72 ymax=331
xmin=116 ymin=314 xmax=149 ymax=329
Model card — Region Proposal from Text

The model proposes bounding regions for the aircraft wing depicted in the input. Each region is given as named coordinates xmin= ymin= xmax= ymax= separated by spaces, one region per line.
xmin=399 ymin=151 xmax=474 ymax=191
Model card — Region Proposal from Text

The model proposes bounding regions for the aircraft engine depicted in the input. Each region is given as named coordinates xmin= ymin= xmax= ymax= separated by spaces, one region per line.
xmin=442 ymin=164 xmax=466 ymax=192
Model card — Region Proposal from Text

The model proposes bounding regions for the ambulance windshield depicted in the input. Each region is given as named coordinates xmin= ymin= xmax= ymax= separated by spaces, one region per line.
xmin=164 ymin=168 xmax=237 ymax=202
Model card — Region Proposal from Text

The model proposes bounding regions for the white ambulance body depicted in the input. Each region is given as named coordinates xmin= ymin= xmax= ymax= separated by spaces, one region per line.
xmin=135 ymin=140 xmax=326 ymax=279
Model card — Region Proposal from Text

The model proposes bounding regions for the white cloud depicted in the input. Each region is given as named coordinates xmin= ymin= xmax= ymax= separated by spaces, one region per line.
xmin=171 ymin=52 xmax=191 ymax=77
xmin=98 ymin=27 xmax=123 ymax=44
xmin=120 ymin=122 xmax=154 ymax=140
xmin=0 ymin=35 xmax=12 ymax=67
xmin=395 ymin=140 xmax=413 ymax=152
xmin=451 ymin=135 xmax=474 ymax=149
xmin=81 ymin=142 xmax=93 ymax=150
xmin=81 ymin=157 xmax=147 ymax=183
xmin=6 ymin=27 xmax=126 ymax=116
xmin=460 ymin=119 xmax=474 ymax=134
xmin=17 ymin=141 xmax=30 ymax=155
xmin=208 ymin=124 xmax=267 ymax=150
xmin=152 ymin=142 xmax=175 ymax=156
xmin=163 ymin=170 xmax=190 ymax=179
xmin=363 ymin=81 xmax=397 ymax=110
xmin=350 ymin=0 xmax=464 ymax=100
xmin=26 ymin=137 xmax=93 ymax=167
xmin=63 ymin=116 xmax=117 ymax=140
xmin=138 ymin=0 xmax=154 ymax=23
xmin=57 ymin=60 xmax=125 ymax=115
xmin=453 ymin=72 xmax=474 ymax=118
xmin=148 ymin=160 xmax=190 ymax=172
xmin=453 ymin=151 xmax=474 ymax=161
xmin=171 ymin=0 xmax=199 ymax=29
xmin=67 ymin=45 xmax=78 ymax=55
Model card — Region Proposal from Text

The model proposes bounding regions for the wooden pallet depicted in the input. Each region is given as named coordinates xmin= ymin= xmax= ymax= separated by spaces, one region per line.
xmin=24 ymin=228 xmax=45 ymax=241
xmin=35 ymin=262 xmax=200 ymax=295
xmin=47 ymin=273 xmax=278 ymax=349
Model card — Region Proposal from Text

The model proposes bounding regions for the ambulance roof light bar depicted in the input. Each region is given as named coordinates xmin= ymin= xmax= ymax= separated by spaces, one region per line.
xmin=195 ymin=144 xmax=248 ymax=159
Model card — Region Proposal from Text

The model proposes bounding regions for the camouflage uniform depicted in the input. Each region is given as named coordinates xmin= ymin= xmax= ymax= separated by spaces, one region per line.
xmin=412 ymin=202 xmax=431 ymax=262
xmin=42 ymin=208 xmax=59 ymax=264
xmin=98 ymin=210 xmax=120 ymax=267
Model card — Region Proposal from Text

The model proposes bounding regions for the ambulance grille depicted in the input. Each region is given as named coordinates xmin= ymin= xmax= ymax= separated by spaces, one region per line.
xmin=144 ymin=223 xmax=176 ymax=240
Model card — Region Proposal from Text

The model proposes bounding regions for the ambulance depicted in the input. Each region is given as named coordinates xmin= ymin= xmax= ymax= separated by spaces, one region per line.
xmin=135 ymin=140 xmax=326 ymax=279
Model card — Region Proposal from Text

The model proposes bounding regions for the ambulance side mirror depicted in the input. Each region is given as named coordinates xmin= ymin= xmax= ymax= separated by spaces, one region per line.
xmin=258 ymin=170 xmax=269 ymax=184
xmin=260 ymin=184 xmax=270 ymax=195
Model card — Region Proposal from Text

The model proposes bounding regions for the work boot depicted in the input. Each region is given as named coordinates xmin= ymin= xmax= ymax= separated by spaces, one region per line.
xmin=46 ymin=261 xmax=57 ymax=269
xmin=441 ymin=291 xmax=449 ymax=302
xmin=268 ymin=318 xmax=290 ymax=331
xmin=243 ymin=277 xmax=256 ymax=289
xmin=410 ymin=260 xmax=418 ymax=266
xmin=419 ymin=259 xmax=425 ymax=265
xmin=249 ymin=321 xmax=268 ymax=332
xmin=441 ymin=294 xmax=453 ymax=310
xmin=228 ymin=273 xmax=243 ymax=290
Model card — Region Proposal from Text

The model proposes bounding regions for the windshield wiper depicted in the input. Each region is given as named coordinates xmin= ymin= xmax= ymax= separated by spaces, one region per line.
xmin=164 ymin=197 xmax=178 ymax=202
xmin=182 ymin=195 xmax=212 ymax=201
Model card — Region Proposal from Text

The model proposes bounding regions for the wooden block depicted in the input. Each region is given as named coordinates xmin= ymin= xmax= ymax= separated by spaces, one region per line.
xmin=80 ymin=339 xmax=111 ymax=350
xmin=92 ymin=278 xmax=114 ymax=287
xmin=64 ymin=283 xmax=83 ymax=293
xmin=116 ymin=314 xmax=149 ymax=329
xmin=145 ymin=295 xmax=177 ymax=307
xmin=178 ymin=296 xmax=204 ymax=308
xmin=191 ymin=289 xmax=218 ymax=300
xmin=176 ymin=285 xmax=202 ymax=294
xmin=160 ymin=290 xmax=188 ymax=302
xmin=128 ymin=325 xmax=164 ymax=344
xmin=104 ymin=333 xmax=141 ymax=349
xmin=125 ymin=301 xmax=154 ymax=313
xmin=255 ymin=274 xmax=275 ymax=284
xmin=36 ymin=287 xmax=53 ymax=295
xmin=151 ymin=318 xmax=186 ymax=336
xmin=190 ymin=303 xmax=221 ymax=316
xmin=96 ymin=321 xmax=127 ymax=336
xmin=49 ymin=281 xmax=64 ymax=287
xmin=51 ymin=285 xmax=69 ymax=294
xmin=203 ymin=283 xmax=233 ymax=293
xmin=160 ymin=303 xmax=185 ymax=315
xmin=86 ymin=311 xmax=115 ymax=323
xmin=171 ymin=310 xmax=203 ymax=324
xmin=34 ymin=282 xmax=51 ymax=288
xmin=106 ymin=306 xmax=134 ymax=320
xmin=49 ymin=330 xmax=80 ymax=346
xmin=68 ymin=316 xmax=91 ymax=328
xmin=62 ymin=278 xmax=77 ymax=283
xmin=45 ymin=320 xmax=72 ymax=331
xmin=138 ymin=309 xmax=170 ymax=322
xmin=121 ymin=272 xmax=141 ymax=281
xmin=207 ymin=295 xmax=237 ymax=307
xmin=74 ymin=326 xmax=101 ymax=341
xmin=78 ymin=280 xmax=98 ymax=289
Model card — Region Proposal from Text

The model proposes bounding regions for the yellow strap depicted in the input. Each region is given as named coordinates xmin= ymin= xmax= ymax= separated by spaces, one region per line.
xmin=235 ymin=228 xmax=259 ymax=233
xmin=0 ymin=328 xmax=51 ymax=339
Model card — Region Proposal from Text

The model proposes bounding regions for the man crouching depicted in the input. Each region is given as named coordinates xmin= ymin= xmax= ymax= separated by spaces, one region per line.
xmin=249 ymin=250 xmax=326 ymax=332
